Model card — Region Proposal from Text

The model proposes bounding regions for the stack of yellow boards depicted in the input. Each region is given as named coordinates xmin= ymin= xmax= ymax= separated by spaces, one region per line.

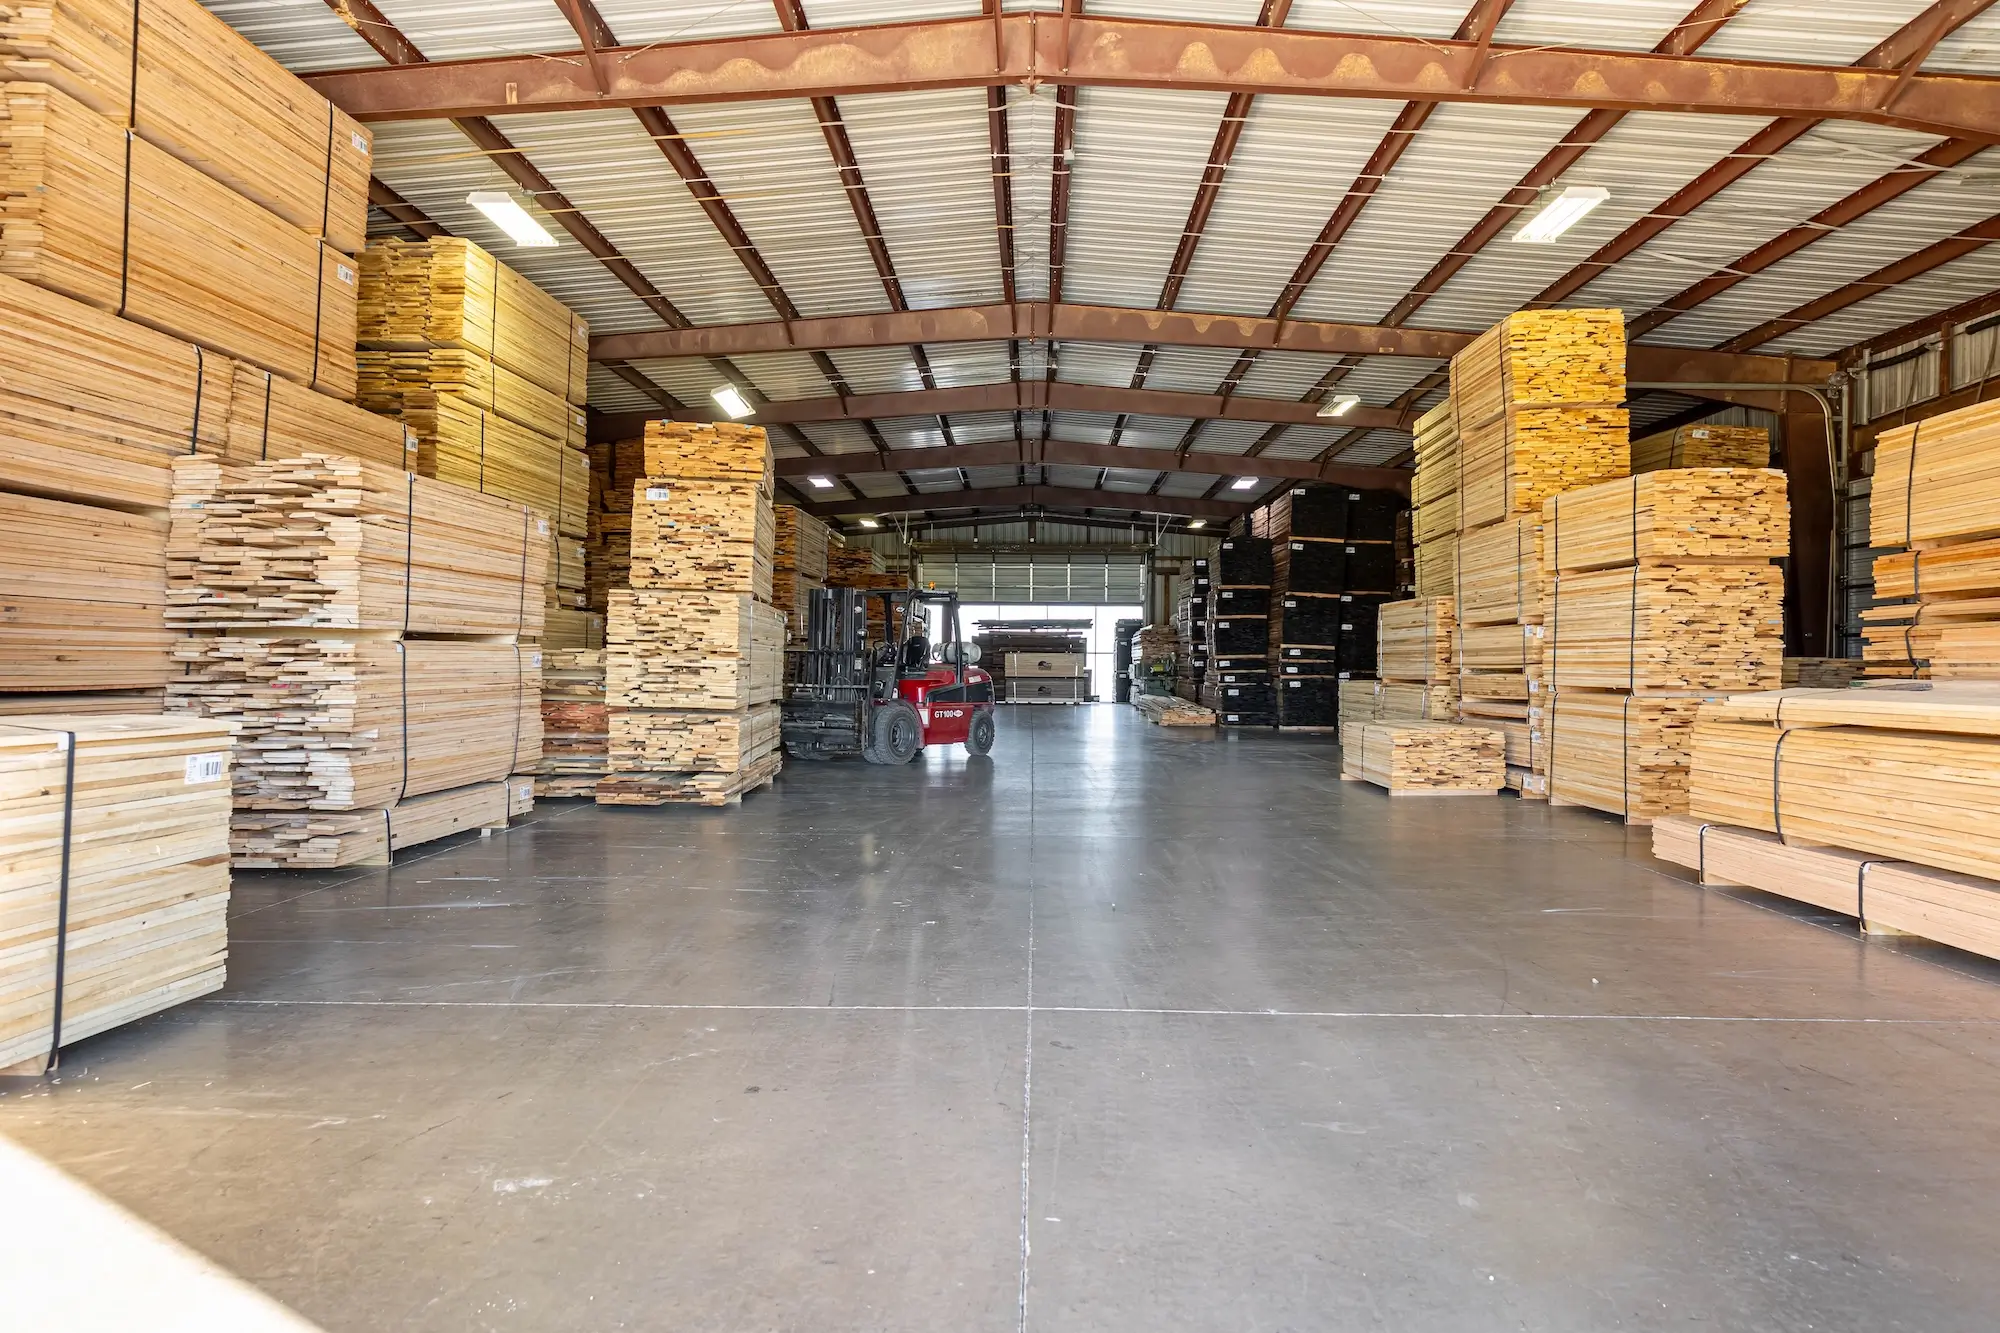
xmin=1352 ymin=721 xmax=1505 ymax=795
xmin=1411 ymin=401 xmax=1458 ymax=599
xmin=601 ymin=423 xmax=785 ymax=807
xmin=1867 ymin=398 xmax=2000 ymax=677
xmin=1629 ymin=424 xmax=1769 ymax=474
xmin=1376 ymin=598 xmax=1457 ymax=718
xmin=0 ymin=715 xmax=233 ymax=1074
xmin=1541 ymin=468 xmax=1787 ymax=823
xmin=163 ymin=454 xmax=544 ymax=865
xmin=357 ymin=238 xmax=591 ymax=553
xmin=1647 ymin=682 xmax=2000 ymax=964
xmin=1132 ymin=693 xmax=1216 ymax=726
xmin=775 ymin=506 xmax=832 ymax=637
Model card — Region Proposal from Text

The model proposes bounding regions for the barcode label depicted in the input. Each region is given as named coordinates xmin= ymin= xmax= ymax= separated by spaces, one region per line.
xmin=404 ymin=430 xmax=419 ymax=453
xmin=1292 ymin=543 xmax=1304 ymax=551
xmin=185 ymin=752 xmax=226 ymax=784
xmin=517 ymin=783 xmax=533 ymax=800
xmin=645 ymin=486 xmax=672 ymax=501
xmin=537 ymin=518 xmax=550 ymax=535
xmin=528 ymin=652 xmax=543 ymax=668
xmin=336 ymin=263 xmax=355 ymax=285
xmin=1289 ymin=680 xmax=1301 ymax=688
xmin=350 ymin=130 xmax=369 ymax=153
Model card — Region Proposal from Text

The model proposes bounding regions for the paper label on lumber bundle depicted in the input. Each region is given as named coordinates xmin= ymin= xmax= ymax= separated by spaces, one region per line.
xmin=166 ymin=638 xmax=540 ymax=810
xmin=0 ymin=84 xmax=357 ymax=398
xmin=644 ymin=421 xmax=775 ymax=491
xmin=1547 ymin=564 xmax=1783 ymax=692
xmin=0 ymin=714 xmax=233 ymax=1068
xmin=1542 ymin=469 xmax=1788 ymax=573
xmin=630 ymin=478 xmax=776 ymax=600
xmin=0 ymin=0 xmax=371 ymax=252
xmin=167 ymin=454 xmax=551 ymax=637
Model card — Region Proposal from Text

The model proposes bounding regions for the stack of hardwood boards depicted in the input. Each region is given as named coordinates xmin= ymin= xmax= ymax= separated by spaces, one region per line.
xmin=975 ymin=622 xmax=1090 ymax=703
xmin=1863 ymin=398 xmax=2000 ymax=679
xmin=1199 ymin=538 xmax=1277 ymax=726
xmin=356 ymin=237 xmax=592 ymax=626
xmin=536 ymin=650 xmax=608 ymax=797
xmin=163 ymin=454 xmax=546 ymax=866
xmin=0 ymin=716 xmax=234 ymax=1074
xmin=825 ymin=543 xmax=913 ymax=645
xmin=1172 ymin=560 xmax=1211 ymax=702
xmin=0 ymin=0 xmax=409 ymax=698
xmin=774 ymin=506 xmax=832 ymax=640
xmin=1132 ymin=692 xmax=1216 ymax=726
xmin=1650 ymin=682 xmax=2000 ymax=967
xmin=599 ymin=423 xmax=786 ymax=806
xmin=1251 ymin=485 xmax=1405 ymax=731
xmin=1351 ymin=721 xmax=1506 ymax=796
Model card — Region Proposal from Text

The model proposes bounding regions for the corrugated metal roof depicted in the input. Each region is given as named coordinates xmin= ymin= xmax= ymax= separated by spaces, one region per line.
xmin=1694 ymin=0 xmax=1936 ymax=66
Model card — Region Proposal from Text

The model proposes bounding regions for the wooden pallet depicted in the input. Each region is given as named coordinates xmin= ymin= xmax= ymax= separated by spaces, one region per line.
xmin=0 ymin=714 xmax=233 ymax=1073
xmin=1 ymin=492 xmax=173 ymax=691
xmin=1630 ymin=425 xmax=1769 ymax=474
xmin=0 ymin=82 xmax=356 ymax=399
xmin=228 ymin=778 xmax=520 ymax=870
xmin=167 ymin=453 xmax=551 ymax=637
xmin=595 ymin=749 xmax=783 ymax=807
xmin=1543 ymin=468 xmax=1789 ymax=573
xmin=0 ymin=0 xmax=371 ymax=252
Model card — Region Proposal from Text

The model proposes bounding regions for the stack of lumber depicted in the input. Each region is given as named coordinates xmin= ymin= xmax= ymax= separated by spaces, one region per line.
xmin=1133 ymin=692 xmax=1215 ymax=726
xmin=1654 ymin=806 xmax=2000 ymax=959
xmin=1259 ymin=484 xmax=1404 ymax=729
xmin=1687 ymin=685 xmax=2000 ymax=886
xmin=602 ymin=424 xmax=784 ymax=806
xmin=0 ymin=492 xmax=173 ymax=691
xmin=1630 ymin=424 xmax=1769 ymax=474
xmin=536 ymin=650 xmax=608 ymax=798
xmin=543 ymin=608 xmax=606 ymax=651
xmin=1337 ymin=677 xmax=1379 ymax=777
xmin=1783 ymin=657 xmax=1864 ymax=689
xmin=1868 ymin=399 xmax=2000 ymax=678
xmin=1377 ymin=598 xmax=1456 ymax=717
xmin=1412 ymin=400 xmax=1458 ymax=598
xmin=586 ymin=437 xmax=645 ymax=610
xmin=1541 ymin=468 xmax=1787 ymax=822
xmin=1201 ymin=537 xmax=1275 ymax=726
xmin=0 ymin=82 xmax=357 ymax=398
xmin=1354 ymin=721 xmax=1504 ymax=795
xmin=1453 ymin=515 xmax=1546 ymax=794
xmin=232 ymin=780 xmax=521 ymax=870
xmin=355 ymin=238 xmax=590 ymax=550
xmin=165 ymin=455 xmax=550 ymax=638
xmin=0 ymin=714 xmax=233 ymax=1074
xmin=1173 ymin=568 xmax=1208 ymax=702
xmin=1448 ymin=310 xmax=1628 ymax=531
xmin=827 ymin=540 xmax=887 ymax=585
xmin=774 ymin=505 xmax=832 ymax=636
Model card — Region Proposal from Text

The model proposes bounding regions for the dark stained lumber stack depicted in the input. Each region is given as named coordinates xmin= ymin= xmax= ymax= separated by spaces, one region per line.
xmin=1199 ymin=537 xmax=1275 ymax=726
xmin=601 ymin=424 xmax=783 ymax=807
xmin=1258 ymin=484 xmax=1405 ymax=731
xmin=0 ymin=714 xmax=234 ymax=1073
xmin=1542 ymin=469 xmax=1787 ymax=823
xmin=1172 ymin=567 xmax=1208 ymax=703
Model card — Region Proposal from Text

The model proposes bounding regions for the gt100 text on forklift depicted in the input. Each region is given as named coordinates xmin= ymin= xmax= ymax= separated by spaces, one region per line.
xmin=782 ymin=588 xmax=998 ymax=763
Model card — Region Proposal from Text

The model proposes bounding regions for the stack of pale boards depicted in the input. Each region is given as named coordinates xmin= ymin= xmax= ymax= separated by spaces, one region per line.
xmin=1132 ymin=693 xmax=1215 ymax=726
xmin=1652 ymin=683 xmax=2000 ymax=965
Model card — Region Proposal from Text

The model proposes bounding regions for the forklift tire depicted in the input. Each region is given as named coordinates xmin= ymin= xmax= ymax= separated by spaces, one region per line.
xmin=867 ymin=699 xmax=923 ymax=765
xmin=966 ymin=709 xmax=996 ymax=756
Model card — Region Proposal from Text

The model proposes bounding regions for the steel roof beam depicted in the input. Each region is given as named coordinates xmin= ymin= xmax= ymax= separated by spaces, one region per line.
xmin=772 ymin=439 xmax=1408 ymax=490
xmin=367 ymin=178 xmax=448 ymax=237
xmin=802 ymin=485 xmax=1250 ymax=521
xmin=306 ymin=16 xmax=2000 ymax=141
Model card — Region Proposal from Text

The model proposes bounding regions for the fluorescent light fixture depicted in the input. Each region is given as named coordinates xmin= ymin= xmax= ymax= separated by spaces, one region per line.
xmin=1230 ymin=476 xmax=1259 ymax=491
xmin=1514 ymin=186 xmax=1609 ymax=244
xmin=1316 ymin=394 xmax=1362 ymax=419
xmin=858 ymin=518 xmax=880 ymax=528
xmin=1187 ymin=519 xmax=1208 ymax=529
xmin=711 ymin=385 xmax=754 ymax=419
xmin=466 ymin=190 xmax=557 ymax=248
xmin=807 ymin=475 xmax=834 ymax=489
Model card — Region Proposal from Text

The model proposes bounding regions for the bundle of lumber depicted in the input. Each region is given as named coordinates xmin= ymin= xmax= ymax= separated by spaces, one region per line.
xmin=774 ymin=505 xmax=831 ymax=632
xmin=1782 ymin=657 xmax=1864 ymax=689
xmin=543 ymin=608 xmax=605 ymax=651
xmin=1654 ymin=813 xmax=2000 ymax=958
xmin=0 ymin=714 xmax=232 ymax=1073
xmin=1377 ymin=598 xmax=1455 ymax=687
xmin=610 ymin=702 xmax=781 ymax=773
xmin=1547 ymin=565 xmax=1784 ymax=692
xmin=646 ymin=421 xmax=776 ymax=489
xmin=630 ymin=479 xmax=777 ymax=600
xmin=1629 ymin=425 xmax=1769 ymax=474
xmin=537 ymin=649 xmax=607 ymax=798
xmin=1337 ymin=678 xmax=1379 ymax=775
xmin=607 ymin=592 xmax=786 ymax=710
xmin=1376 ymin=680 xmax=1451 ymax=722
xmin=1355 ymin=721 xmax=1504 ymax=795
xmin=0 ymin=0 xmax=370 ymax=251
xmin=1 ymin=271 xmax=411 ymax=510
xmin=0 ymin=690 xmax=164 ymax=716
xmin=827 ymin=540 xmax=885 ymax=584
xmin=1416 ymin=530 xmax=1457 ymax=600
xmin=1543 ymin=469 xmax=1789 ymax=572
xmin=1276 ymin=675 xmax=1341 ymax=730
xmin=1 ymin=492 xmax=173 ymax=691
xmin=166 ymin=638 xmax=540 ymax=812
xmin=1871 ymin=398 xmax=2000 ymax=549
xmin=1450 ymin=310 xmax=1628 ymax=530
xmin=1456 ymin=518 xmax=1543 ymax=627
xmin=1412 ymin=400 xmax=1458 ymax=545
xmin=549 ymin=535 xmax=589 ymax=610
xmin=1548 ymin=690 xmax=1719 ymax=823
xmin=359 ymin=349 xmax=580 ymax=445
xmin=166 ymin=454 xmax=550 ymax=638
xmin=358 ymin=239 xmax=588 ymax=404
xmin=1460 ymin=696 xmax=1545 ymax=797
xmin=0 ymin=82 xmax=357 ymax=398
xmin=1459 ymin=622 xmax=1544 ymax=674
xmin=596 ymin=750 xmax=783 ymax=807
xmin=230 ymin=779 xmax=520 ymax=870
xmin=1133 ymin=692 xmax=1215 ymax=726
xmin=1687 ymin=686 xmax=2000 ymax=882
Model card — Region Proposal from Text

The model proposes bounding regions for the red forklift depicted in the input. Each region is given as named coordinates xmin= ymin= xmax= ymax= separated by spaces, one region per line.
xmin=782 ymin=587 xmax=997 ymax=763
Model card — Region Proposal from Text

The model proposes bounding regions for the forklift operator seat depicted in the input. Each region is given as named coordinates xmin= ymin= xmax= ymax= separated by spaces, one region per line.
xmin=901 ymin=634 xmax=931 ymax=672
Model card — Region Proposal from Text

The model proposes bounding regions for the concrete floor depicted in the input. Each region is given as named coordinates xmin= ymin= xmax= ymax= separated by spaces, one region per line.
xmin=7 ymin=705 xmax=2000 ymax=1331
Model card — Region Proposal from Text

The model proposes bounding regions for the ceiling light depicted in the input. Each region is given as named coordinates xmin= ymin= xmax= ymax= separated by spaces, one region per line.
xmin=1230 ymin=476 xmax=1259 ymax=491
xmin=1317 ymin=394 xmax=1362 ymax=418
xmin=1187 ymin=519 xmax=1208 ymax=529
xmin=807 ymin=475 xmax=833 ymax=489
xmin=711 ymin=385 xmax=754 ymax=419
xmin=466 ymin=190 xmax=557 ymax=248
xmin=1514 ymin=186 xmax=1610 ymax=244
xmin=858 ymin=518 xmax=880 ymax=529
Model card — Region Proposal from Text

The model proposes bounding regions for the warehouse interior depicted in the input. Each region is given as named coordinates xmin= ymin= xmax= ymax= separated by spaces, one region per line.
xmin=8 ymin=1 xmax=2000 ymax=1329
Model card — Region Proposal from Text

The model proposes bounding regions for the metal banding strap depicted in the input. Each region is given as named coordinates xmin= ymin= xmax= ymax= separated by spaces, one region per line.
xmin=1 ymin=726 xmax=80 ymax=1073
xmin=394 ymin=640 xmax=410 ymax=806
xmin=401 ymin=472 xmax=416 ymax=635
xmin=186 ymin=346 xmax=205 ymax=453
xmin=1770 ymin=725 xmax=1796 ymax=844
xmin=516 ymin=506 xmax=531 ymax=637
xmin=320 ymin=101 xmax=335 ymax=243
xmin=116 ymin=2 xmax=141 ymax=316
xmin=258 ymin=371 xmax=274 ymax=460
xmin=1696 ymin=821 xmax=1712 ymax=886
xmin=1856 ymin=859 xmax=1885 ymax=930
xmin=510 ymin=644 xmax=526 ymax=781
xmin=1622 ymin=692 xmax=1634 ymax=819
